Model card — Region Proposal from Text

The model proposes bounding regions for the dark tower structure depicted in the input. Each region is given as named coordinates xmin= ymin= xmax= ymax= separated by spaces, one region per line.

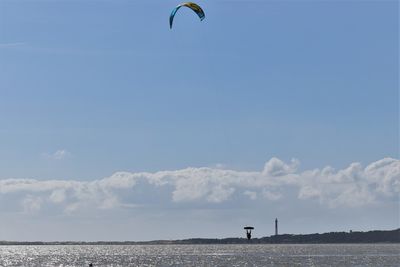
xmin=275 ymin=218 xmax=278 ymax=236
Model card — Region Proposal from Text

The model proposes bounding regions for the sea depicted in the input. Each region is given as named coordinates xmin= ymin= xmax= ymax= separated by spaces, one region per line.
xmin=0 ymin=244 xmax=398 ymax=266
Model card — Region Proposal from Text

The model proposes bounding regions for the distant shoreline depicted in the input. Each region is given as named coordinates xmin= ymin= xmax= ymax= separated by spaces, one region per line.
xmin=1 ymin=229 xmax=399 ymax=245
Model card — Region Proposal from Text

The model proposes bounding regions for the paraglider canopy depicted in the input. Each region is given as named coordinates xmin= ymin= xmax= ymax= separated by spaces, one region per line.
xmin=169 ymin=2 xmax=205 ymax=29
xmin=244 ymin=226 xmax=254 ymax=230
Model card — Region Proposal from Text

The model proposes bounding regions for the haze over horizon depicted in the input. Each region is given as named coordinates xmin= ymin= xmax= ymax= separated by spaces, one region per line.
xmin=0 ymin=0 xmax=398 ymax=241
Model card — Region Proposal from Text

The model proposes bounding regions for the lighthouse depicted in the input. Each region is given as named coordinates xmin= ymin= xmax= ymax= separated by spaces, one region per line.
xmin=275 ymin=218 xmax=278 ymax=236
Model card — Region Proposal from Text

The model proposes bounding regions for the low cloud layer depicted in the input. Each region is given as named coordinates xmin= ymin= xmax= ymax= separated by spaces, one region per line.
xmin=0 ymin=158 xmax=398 ymax=214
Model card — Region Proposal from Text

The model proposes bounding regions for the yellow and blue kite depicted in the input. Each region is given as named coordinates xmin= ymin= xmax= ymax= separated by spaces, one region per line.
xmin=169 ymin=2 xmax=205 ymax=29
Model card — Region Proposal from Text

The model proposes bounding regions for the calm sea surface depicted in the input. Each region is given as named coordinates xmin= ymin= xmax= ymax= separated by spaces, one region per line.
xmin=0 ymin=244 xmax=398 ymax=266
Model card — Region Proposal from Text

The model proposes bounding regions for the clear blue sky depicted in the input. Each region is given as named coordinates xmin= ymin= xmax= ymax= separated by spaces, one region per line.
xmin=0 ymin=0 xmax=398 ymax=241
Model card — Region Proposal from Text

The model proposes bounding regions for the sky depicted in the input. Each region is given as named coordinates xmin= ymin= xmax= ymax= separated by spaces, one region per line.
xmin=0 ymin=0 xmax=398 ymax=241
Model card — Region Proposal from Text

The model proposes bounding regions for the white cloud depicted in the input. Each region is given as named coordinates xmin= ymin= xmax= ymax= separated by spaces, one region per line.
xmin=215 ymin=163 xmax=226 ymax=169
xmin=207 ymin=185 xmax=235 ymax=203
xmin=0 ymin=158 xmax=398 ymax=214
xmin=243 ymin=190 xmax=257 ymax=200
xmin=262 ymin=157 xmax=299 ymax=177
xmin=262 ymin=189 xmax=282 ymax=201
xmin=42 ymin=149 xmax=71 ymax=160
xmin=22 ymin=195 xmax=43 ymax=213
xmin=49 ymin=189 xmax=66 ymax=204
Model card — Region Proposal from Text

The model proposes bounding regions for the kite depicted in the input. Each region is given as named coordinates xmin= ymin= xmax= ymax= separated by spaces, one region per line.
xmin=169 ymin=2 xmax=205 ymax=29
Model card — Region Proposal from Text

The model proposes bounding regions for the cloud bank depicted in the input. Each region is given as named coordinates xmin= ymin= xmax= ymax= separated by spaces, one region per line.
xmin=0 ymin=158 xmax=398 ymax=214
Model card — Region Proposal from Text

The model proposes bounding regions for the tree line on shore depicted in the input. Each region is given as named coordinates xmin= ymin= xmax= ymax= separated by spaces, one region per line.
xmin=1 ymin=229 xmax=398 ymax=245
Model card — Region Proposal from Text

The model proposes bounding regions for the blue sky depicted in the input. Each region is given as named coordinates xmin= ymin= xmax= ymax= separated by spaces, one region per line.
xmin=0 ymin=0 xmax=398 ymax=241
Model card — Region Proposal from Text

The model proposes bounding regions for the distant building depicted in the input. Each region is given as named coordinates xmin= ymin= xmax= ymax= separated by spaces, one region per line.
xmin=275 ymin=218 xmax=278 ymax=236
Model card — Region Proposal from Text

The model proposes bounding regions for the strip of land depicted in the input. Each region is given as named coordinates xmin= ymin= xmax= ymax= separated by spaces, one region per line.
xmin=1 ymin=229 xmax=398 ymax=245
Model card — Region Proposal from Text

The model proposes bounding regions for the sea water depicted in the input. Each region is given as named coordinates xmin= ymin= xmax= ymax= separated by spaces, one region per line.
xmin=0 ymin=244 xmax=398 ymax=266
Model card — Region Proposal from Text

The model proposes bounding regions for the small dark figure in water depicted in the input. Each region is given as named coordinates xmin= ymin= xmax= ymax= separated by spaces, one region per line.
xmin=246 ymin=230 xmax=251 ymax=240
xmin=89 ymin=263 xmax=93 ymax=267
xmin=244 ymin=226 xmax=254 ymax=240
